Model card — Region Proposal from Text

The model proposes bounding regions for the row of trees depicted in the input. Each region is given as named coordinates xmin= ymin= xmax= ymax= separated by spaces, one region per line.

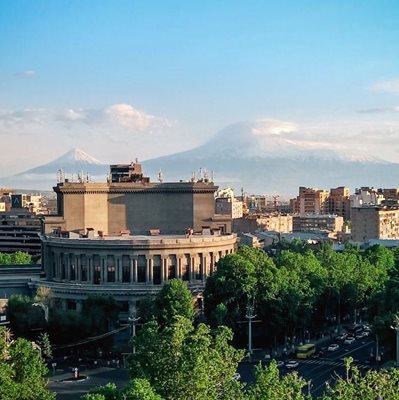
xmin=0 ymin=251 xmax=32 ymax=265
xmin=82 ymin=279 xmax=399 ymax=400
xmin=7 ymin=292 xmax=120 ymax=344
xmin=204 ymin=243 xmax=398 ymax=348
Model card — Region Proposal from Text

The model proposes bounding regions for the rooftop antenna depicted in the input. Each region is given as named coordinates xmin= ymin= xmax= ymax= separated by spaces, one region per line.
xmin=204 ymin=168 xmax=209 ymax=181
xmin=211 ymin=170 xmax=215 ymax=182
xmin=158 ymin=170 xmax=163 ymax=183
xmin=199 ymin=167 xmax=203 ymax=180
xmin=191 ymin=171 xmax=196 ymax=182
xmin=86 ymin=172 xmax=90 ymax=183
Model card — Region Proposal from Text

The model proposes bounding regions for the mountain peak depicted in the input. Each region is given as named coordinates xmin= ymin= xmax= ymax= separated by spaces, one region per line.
xmin=54 ymin=148 xmax=104 ymax=165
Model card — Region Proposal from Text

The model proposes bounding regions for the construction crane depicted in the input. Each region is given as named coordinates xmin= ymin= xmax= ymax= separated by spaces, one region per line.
xmin=273 ymin=195 xmax=280 ymax=212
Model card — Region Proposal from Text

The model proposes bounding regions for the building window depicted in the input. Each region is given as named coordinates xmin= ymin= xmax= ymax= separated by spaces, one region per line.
xmin=153 ymin=255 xmax=161 ymax=285
xmin=122 ymin=256 xmax=130 ymax=283
xmin=182 ymin=254 xmax=190 ymax=281
xmin=67 ymin=301 xmax=76 ymax=311
xmin=93 ymin=255 xmax=101 ymax=284
xmin=107 ymin=266 xmax=116 ymax=282
xmin=70 ymin=264 xmax=76 ymax=281
xmin=80 ymin=254 xmax=87 ymax=281
xmin=122 ymin=265 xmax=130 ymax=283
xmin=107 ymin=256 xmax=115 ymax=282
xmin=137 ymin=255 xmax=146 ymax=282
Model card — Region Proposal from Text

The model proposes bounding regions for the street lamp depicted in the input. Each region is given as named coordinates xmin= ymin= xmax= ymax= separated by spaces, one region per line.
xmin=245 ymin=303 xmax=256 ymax=357
xmin=128 ymin=312 xmax=141 ymax=355
xmin=390 ymin=315 xmax=399 ymax=367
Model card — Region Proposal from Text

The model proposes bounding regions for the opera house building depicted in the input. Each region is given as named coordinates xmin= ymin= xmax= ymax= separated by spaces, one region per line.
xmin=36 ymin=162 xmax=236 ymax=316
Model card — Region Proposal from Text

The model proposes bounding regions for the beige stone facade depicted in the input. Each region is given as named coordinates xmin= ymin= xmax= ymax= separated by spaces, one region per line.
xmin=291 ymin=187 xmax=329 ymax=215
xmin=45 ymin=180 xmax=226 ymax=235
xmin=39 ymin=232 xmax=236 ymax=314
xmin=233 ymin=214 xmax=292 ymax=234
xmin=292 ymin=214 xmax=344 ymax=234
xmin=351 ymin=207 xmax=399 ymax=241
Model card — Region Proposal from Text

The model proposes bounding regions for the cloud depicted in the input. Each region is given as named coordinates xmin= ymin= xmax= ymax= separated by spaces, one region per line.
xmin=105 ymin=104 xmax=173 ymax=132
xmin=370 ymin=79 xmax=399 ymax=95
xmin=14 ymin=70 xmax=35 ymax=78
xmin=251 ymin=119 xmax=298 ymax=136
xmin=0 ymin=108 xmax=50 ymax=127
xmin=0 ymin=104 xmax=174 ymax=133
xmin=357 ymin=106 xmax=399 ymax=114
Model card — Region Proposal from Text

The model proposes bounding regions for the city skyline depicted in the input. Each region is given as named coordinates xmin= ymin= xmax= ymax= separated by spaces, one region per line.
xmin=1 ymin=1 xmax=399 ymax=175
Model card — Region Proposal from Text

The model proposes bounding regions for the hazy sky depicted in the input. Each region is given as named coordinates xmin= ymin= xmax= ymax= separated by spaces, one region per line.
xmin=1 ymin=1 xmax=399 ymax=175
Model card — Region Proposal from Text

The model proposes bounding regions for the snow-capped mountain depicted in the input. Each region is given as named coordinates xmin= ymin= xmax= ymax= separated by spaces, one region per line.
xmin=142 ymin=121 xmax=399 ymax=195
xmin=0 ymin=148 xmax=108 ymax=191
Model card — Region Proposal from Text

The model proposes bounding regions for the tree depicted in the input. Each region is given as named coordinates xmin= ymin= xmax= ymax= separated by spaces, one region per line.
xmin=123 ymin=379 xmax=163 ymax=400
xmin=129 ymin=316 xmax=244 ymax=400
xmin=246 ymin=360 xmax=310 ymax=400
xmin=0 ymin=252 xmax=32 ymax=265
xmin=81 ymin=295 xmax=120 ymax=335
xmin=10 ymin=251 xmax=32 ymax=265
xmin=321 ymin=357 xmax=399 ymax=399
xmin=36 ymin=332 xmax=52 ymax=360
xmin=204 ymin=246 xmax=279 ymax=331
xmin=83 ymin=383 xmax=119 ymax=400
xmin=0 ymin=327 xmax=55 ymax=400
xmin=6 ymin=295 xmax=45 ymax=338
xmin=154 ymin=279 xmax=194 ymax=325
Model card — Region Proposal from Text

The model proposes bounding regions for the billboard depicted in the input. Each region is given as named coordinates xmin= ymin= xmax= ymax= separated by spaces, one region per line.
xmin=11 ymin=194 xmax=23 ymax=209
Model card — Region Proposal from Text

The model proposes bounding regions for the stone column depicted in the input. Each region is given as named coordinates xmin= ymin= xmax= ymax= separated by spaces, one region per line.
xmin=146 ymin=257 xmax=153 ymax=284
xmin=160 ymin=257 xmax=165 ymax=283
xmin=189 ymin=256 xmax=194 ymax=282
xmin=176 ymin=256 xmax=182 ymax=279
xmin=116 ymin=256 xmax=122 ymax=283
xmin=202 ymin=254 xmax=207 ymax=282
xmin=66 ymin=253 xmax=71 ymax=281
xmin=101 ymin=256 xmax=106 ymax=283
xmin=87 ymin=255 xmax=92 ymax=283
xmin=77 ymin=254 xmax=82 ymax=282
xmin=164 ymin=257 xmax=169 ymax=282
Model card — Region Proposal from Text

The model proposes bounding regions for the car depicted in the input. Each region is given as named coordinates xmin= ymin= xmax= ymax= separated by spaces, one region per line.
xmin=328 ymin=343 xmax=340 ymax=352
xmin=344 ymin=336 xmax=356 ymax=344
xmin=336 ymin=333 xmax=348 ymax=341
xmin=276 ymin=360 xmax=285 ymax=368
xmin=285 ymin=360 xmax=299 ymax=369
xmin=355 ymin=332 xmax=364 ymax=339
xmin=363 ymin=324 xmax=371 ymax=332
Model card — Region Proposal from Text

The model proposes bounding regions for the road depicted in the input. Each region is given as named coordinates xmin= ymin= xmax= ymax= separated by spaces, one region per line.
xmin=238 ymin=336 xmax=377 ymax=398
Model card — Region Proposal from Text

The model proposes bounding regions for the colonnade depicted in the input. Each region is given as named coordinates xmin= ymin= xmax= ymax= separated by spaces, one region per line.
xmin=47 ymin=249 xmax=234 ymax=285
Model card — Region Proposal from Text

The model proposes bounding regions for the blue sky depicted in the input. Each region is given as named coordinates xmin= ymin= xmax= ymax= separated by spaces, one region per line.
xmin=1 ymin=1 xmax=399 ymax=173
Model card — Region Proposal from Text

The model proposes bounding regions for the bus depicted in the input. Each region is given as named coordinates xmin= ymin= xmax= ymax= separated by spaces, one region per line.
xmin=296 ymin=343 xmax=316 ymax=359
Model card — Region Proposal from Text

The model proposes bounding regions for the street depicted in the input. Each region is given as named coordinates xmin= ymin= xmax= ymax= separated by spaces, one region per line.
xmin=238 ymin=336 xmax=378 ymax=397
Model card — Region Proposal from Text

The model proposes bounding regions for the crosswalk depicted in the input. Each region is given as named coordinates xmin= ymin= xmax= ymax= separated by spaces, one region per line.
xmin=298 ymin=358 xmax=369 ymax=369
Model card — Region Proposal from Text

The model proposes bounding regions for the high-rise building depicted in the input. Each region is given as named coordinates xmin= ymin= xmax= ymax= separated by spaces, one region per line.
xmin=290 ymin=187 xmax=329 ymax=215
xmin=351 ymin=206 xmax=399 ymax=241
xmin=328 ymin=187 xmax=350 ymax=220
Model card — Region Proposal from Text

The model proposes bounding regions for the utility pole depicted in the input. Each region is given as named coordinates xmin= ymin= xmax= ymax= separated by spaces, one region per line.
xmin=128 ymin=312 xmax=141 ymax=354
xmin=245 ymin=303 xmax=256 ymax=358
xmin=390 ymin=315 xmax=399 ymax=367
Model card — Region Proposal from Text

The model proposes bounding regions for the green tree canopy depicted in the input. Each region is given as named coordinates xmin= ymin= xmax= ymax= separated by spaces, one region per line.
xmin=0 ymin=252 xmax=32 ymax=265
xmin=321 ymin=357 xmax=399 ymax=400
xmin=154 ymin=279 xmax=194 ymax=325
xmin=246 ymin=360 xmax=310 ymax=400
xmin=129 ymin=316 xmax=244 ymax=400
xmin=0 ymin=327 xmax=55 ymax=400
